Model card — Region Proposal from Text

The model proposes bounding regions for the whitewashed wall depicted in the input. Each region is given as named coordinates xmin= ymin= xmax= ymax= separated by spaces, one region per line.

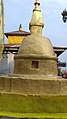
xmin=0 ymin=53 xmax=14 ymax=75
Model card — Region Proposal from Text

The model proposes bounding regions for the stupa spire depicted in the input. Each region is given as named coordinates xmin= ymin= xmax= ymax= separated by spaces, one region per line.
xmin=29 ymin=0 xmax=44 ymax=35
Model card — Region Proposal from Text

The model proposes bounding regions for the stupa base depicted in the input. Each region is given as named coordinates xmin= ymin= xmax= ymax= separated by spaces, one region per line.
xmin=0 ymin=75 xmax=67 ymax=119
xmin=0 ymin=74 xmax=67 ymax=95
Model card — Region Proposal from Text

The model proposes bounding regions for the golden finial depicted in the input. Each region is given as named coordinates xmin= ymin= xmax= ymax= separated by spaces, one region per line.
xmin=19 ymin=24 xmax=22 ymax=31
xmin=34 ymin=0 xmax=40 ymax=11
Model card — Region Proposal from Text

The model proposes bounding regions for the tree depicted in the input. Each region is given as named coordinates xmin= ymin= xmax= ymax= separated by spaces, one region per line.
xmin=61 ymin=9 xmax=67 ymax=23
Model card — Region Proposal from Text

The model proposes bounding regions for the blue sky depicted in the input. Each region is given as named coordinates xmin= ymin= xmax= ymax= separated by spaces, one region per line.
xmin=4 ymin=0 xmax=67 ymax=62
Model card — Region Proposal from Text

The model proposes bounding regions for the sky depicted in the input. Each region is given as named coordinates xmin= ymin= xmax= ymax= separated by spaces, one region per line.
xmin=4 ymin=0 xmax=67 ymax=63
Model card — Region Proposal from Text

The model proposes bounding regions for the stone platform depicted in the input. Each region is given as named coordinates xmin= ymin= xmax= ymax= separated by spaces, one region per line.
xmin=0 ymin=74 xmax=67 ymax=95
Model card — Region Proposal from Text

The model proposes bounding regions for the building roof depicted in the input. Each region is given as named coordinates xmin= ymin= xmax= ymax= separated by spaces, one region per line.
xmin=4 ymin=30 xmax=30 ymax=38
xmin=3 ymin=44 xmax=20 ymax=54
xmin=3 ymin=44 xmax=67 ymax=56
xmin=53 ymin=46 xmax=67 ymax=56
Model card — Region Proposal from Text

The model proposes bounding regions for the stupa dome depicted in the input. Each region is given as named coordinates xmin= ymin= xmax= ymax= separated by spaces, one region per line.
xmin=18 ymin=34 xmax=55 ymax=57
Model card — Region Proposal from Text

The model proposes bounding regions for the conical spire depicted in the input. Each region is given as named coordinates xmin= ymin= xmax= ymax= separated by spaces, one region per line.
xmin=29 ymin=0 xmax=44 ymax=35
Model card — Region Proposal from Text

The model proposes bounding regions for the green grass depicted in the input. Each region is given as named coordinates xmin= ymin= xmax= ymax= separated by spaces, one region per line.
xmin=0 ymin=92 xmax=67 ymax=118
xmin=0 ymin=112 xmax=67 ymax=118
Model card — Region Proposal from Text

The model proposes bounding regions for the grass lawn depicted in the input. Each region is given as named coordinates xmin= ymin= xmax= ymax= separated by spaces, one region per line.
xmin=0 ymin=92 xmax=67 ymax=118
xmin=0 ymin=112 xmax=67 ymax=118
